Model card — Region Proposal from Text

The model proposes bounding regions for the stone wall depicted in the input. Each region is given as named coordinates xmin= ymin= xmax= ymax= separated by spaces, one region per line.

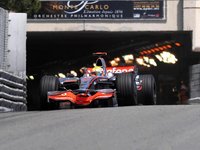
xmin=189 ymin=64 xmax=200 ymax=103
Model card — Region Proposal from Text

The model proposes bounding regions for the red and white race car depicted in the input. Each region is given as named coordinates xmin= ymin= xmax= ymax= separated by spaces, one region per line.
xmin=39 ymin=52 xmax=156 ymax=109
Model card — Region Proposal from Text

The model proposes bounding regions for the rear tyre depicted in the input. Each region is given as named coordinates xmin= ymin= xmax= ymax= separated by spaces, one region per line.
xmin=40 ymin=75 xmax=60 ymax=110
xmin=138 ymin=75 xmax=157 ymax=105
xmin=116 ymin=72 xmax=137 ymax=106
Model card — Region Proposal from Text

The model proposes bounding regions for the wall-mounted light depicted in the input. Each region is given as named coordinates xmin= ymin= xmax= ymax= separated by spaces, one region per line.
xmin=58 ymin=73 xmax=66 ymax=78
xmin=70 ymin=70 xmax=77 ymax=77
xmin=29 ymin=75 xmax=34 ymax=80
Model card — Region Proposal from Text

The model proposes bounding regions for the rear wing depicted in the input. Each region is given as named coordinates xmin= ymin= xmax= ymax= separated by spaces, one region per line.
xmin=87 ymin=66 xmax=135 ymax=74
xmin=93 ymin=52 xmax=107 ymax=57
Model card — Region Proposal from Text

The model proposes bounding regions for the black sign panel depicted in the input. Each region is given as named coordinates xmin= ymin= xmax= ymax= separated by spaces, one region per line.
xmin=132 ymin=1 xmax=164 ymax=19
xmin=28 ymin=0 xmax=165 ymax=20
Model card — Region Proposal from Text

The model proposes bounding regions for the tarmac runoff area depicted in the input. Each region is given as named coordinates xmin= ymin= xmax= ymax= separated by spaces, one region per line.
xmin=0 ymin=105 xmax=200 ymax=150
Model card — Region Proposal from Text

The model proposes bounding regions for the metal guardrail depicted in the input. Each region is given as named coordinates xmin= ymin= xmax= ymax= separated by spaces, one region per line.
xmin=0 ymin=7 xmax=8 ymax=71
xmin=0 ymin=70 xmax=27 ymax=111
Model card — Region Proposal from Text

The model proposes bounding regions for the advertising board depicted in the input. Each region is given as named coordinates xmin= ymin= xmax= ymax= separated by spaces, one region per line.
xmin=28 ymin=0 xmax=165 ymax=20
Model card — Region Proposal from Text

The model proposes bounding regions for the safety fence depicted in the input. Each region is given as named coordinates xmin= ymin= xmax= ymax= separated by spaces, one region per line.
xmin=0 ymin=70 xmax=27 ymax=111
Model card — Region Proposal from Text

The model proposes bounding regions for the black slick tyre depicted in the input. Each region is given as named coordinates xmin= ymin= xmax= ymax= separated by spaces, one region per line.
xmin=116 ymin=72 xmax=137 ymax=106
xmin=138 ymin=75 xmax=157 ymax=105
xmin=40 ymin=75 xmax=60 ymax=110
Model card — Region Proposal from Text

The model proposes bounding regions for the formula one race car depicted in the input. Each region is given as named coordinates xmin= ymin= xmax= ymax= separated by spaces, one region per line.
xmin=39 ymin=52 xmax=156 ymax=110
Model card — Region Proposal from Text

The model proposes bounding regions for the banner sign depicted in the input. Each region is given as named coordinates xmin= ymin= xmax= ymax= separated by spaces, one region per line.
xmin=28 ymin=0 xmax=165 ymax=20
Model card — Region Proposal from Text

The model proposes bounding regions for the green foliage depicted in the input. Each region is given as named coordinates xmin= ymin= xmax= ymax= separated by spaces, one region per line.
xmin=0 ymin=0 xmax=41 ymax=14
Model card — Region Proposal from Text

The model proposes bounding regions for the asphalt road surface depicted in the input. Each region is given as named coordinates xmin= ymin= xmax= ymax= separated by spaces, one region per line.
xmin=0 ymin=105 xmax=200 ymax=150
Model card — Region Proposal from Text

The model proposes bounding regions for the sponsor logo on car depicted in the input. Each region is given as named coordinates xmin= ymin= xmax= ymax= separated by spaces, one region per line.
xmin=87 ymin=66 xmax=134 ymax=74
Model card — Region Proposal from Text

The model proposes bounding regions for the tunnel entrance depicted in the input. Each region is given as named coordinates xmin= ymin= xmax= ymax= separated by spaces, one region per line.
xmin=27 ymin=31 xmax=196 ymax=110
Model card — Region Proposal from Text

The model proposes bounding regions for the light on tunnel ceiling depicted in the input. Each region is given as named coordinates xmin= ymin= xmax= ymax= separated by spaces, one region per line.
xmin=166 ymin=45 xmax=172 ymax=49
xmin=155 ymin=54 xmax=163 ymax=62
xmin=29 ymin=75 xmax=34 ymax=80
xmin=158 ymin=47 xmax=164 ymax=51
xmin=147 ymin=50 xmax=152 ymax=54
xmin=143 ymin=51 xmax=148 ymax=55
xmin=143 ymin=63 xmax=150 ymax=67
xmin=149 ymin=58 xmax=157 ymax=66
xmin=138 ymin=56 xmax=157 ymax=67
xmin=154 ymin=48 xmax=159 ymax=52
xmin=162 ymin=46 xmax=168 ymax=50
xmin=110 ymin=60 xmax=118 ymax=67
xmin=175 ymin=42 xmax=181 ymax=47
xmin=160 ymin=51 xmax=178 ymax=64
xmin=168 ymin=53 xmax=178 ymax=64
xmin=70 ymin=70 xmax=77 ymax=77
xmin=136 ymin=58 xmax=144 ymax=65
xmin=136 ymin=58 xmax=153 ymax=67
xmin=114 ymin=57 xmax=120 ymax=62
xmin=143 ymin=56 xmax=149 ymax=63
xmin=150 ymin=49 xmax=155 ymax=53
xmin=123 ymin=54 xmax=134 ymax=64
xmin=140 ymin=51 xmax=145 ymax=55
xmin=123 ymin=54 xmax=134 ymax=61
xmin=161 ymin=51 xmax=170 ymax=60
xmin=58 ymin=73 xmax=66 ymax=78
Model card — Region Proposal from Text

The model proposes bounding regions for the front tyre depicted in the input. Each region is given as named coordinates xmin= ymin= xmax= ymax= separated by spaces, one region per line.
xmin=40 ymin=75 xmax=60 ymax=110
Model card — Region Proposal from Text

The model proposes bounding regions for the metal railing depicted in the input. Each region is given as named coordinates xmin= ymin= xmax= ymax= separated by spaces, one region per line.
xmin=0 ymin=7 xmax=8 ymax=70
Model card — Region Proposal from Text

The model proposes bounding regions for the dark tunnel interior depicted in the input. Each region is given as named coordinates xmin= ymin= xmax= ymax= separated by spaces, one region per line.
xmin=27 ymin=31 xmax=181 ymax=74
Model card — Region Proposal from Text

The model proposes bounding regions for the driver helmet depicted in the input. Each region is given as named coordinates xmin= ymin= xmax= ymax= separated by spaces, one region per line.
xmin=92 ymin=66 xmax=104 ymax=76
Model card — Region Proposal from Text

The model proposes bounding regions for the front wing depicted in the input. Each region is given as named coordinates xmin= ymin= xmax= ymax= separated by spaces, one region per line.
xmin=48 ymin=89 xmax=115 ymax=106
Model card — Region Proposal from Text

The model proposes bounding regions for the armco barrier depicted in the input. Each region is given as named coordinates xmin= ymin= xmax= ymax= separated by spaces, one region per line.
xmin=0 ymin=70 xmax=27 ymax=111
